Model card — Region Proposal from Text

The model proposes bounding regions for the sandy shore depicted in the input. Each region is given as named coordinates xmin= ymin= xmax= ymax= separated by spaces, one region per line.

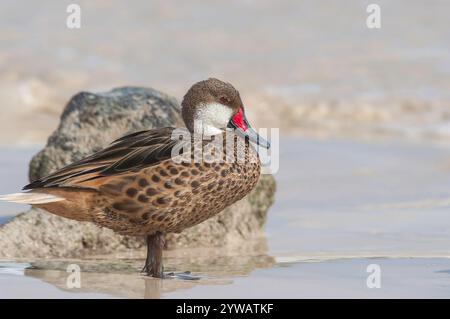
xmin=1 ymin=137 xmax=450 ymax=298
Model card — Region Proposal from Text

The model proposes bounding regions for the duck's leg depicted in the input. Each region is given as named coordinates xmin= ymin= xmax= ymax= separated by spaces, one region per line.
xmin=141 ymin=231 xmax=200 ymax=280
xmin=142 ymin=231 xmax=165 ymax=278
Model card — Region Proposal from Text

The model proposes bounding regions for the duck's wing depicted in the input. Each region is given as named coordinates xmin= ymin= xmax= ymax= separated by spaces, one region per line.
xmin=23 ymin=127 xmax=189 ymax=190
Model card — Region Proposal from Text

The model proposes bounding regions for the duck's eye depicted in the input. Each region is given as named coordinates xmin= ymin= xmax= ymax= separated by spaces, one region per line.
xmin=219 ymin=96 xmax=230 ymax=104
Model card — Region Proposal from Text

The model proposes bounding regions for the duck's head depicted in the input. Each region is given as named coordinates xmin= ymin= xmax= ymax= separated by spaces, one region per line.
xmin=181 ymin=78 xmax=270 ymax=149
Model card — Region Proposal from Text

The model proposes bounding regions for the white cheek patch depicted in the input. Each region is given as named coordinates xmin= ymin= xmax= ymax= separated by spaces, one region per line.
xmin=194 ymin=102 xmax=234 ymax=135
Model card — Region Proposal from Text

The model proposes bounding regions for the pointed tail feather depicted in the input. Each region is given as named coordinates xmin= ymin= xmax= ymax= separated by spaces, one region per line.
xmin=0 ymin=192 xmax=65 ymax=205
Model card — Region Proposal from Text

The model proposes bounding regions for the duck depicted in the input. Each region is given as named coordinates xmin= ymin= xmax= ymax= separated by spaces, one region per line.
xmin=0 ymin=78 xmax=270 ymax=278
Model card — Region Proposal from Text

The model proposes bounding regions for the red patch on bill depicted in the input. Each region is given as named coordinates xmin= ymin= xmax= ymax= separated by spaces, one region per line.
xmin=231 ymin=108 xmax=248 ymax=131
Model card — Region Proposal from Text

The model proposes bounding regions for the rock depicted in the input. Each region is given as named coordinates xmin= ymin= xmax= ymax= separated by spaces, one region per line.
xmin=29 ymin=87 xmax=183 ymax=181
xmin=0 ymin=86 xmax=276 ymax=258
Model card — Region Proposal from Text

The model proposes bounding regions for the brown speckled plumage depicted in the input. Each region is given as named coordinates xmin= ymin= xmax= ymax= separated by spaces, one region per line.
xmin=27 ymin=133 xmax=259 ymax=236
xmin=22 ymin=78 xmax=265 ymax=278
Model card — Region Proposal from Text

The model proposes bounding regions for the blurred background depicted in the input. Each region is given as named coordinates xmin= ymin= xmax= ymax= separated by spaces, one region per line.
xmin=0 ymin=0 xmax=449 ymax=145
xmin=1 ymin=0 xmax=450 ymax=298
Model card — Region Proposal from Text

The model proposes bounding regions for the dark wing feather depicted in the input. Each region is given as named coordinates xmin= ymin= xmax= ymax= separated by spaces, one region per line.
xmin=23 ymin=127 xmax=188 ymax=190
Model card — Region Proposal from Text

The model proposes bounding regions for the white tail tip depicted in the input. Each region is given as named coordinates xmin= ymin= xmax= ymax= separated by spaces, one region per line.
xmin=0 ymin=192 xmax=65 ymax=205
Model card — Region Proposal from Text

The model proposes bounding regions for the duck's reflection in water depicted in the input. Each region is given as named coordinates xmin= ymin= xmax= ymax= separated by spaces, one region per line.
xmin=24 ymin=237 xmax=274 ymax=298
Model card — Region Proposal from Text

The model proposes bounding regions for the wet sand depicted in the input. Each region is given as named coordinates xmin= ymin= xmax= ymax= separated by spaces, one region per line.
xmin=1 ymin=137 xmax=450 ymax=298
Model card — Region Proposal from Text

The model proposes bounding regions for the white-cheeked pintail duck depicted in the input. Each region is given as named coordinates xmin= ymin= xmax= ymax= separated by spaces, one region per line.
xmin=0 ymin=78 xmax=270 ymax=278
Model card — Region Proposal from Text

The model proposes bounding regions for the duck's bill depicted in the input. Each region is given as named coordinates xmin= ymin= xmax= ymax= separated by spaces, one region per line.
xmin=227 ymin=108 xmax=271 ymax=149
xmin=242 ymin=125 xmax=271 ymax=149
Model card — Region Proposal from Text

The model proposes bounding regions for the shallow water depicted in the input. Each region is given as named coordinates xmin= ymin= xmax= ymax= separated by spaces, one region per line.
xmin=2 ymin=258 xmax=450 ymax=298
xmin=269 ymin=137 xmax=450 ymax=258
xmin=1 ymin=137 xmax=450 ymax=298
